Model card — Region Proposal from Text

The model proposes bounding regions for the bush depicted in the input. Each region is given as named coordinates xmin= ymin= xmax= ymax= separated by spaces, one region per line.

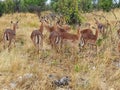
xmin=52 ymin=0 xmax=82 ymax=25
xmin=0 ymin=2 xmax=4 ymax=16
xmin=98 ymin=0 xmax=113 ymax=12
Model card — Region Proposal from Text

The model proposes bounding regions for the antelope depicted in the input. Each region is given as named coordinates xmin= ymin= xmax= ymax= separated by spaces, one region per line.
xmin=48 ymin=23 xmax=94 ymax=52
xmin=3 ymin=21 xmax=19 ymax=50
xmin=60 ymin=27 xmax=81 ymax=42
xmin=43 ymin=20 xmax=64 ymax=52
xmin=56 ymin=19 xmax=71 ymax=32
xmin=44 ymin=19 xmax=70 ymax=33
xmin=94 ymin=18 xmax=109 ymax=37
xmin=78 ymin=25 xmax=94 ymax=51
xmin=43 ymin=19 xmax=71 ymax=50
xmin=30 ymin=18 xmax=44 ymax=52
xmin=49 ymin=25 xmax=82 ymax=52
xmin=79 ymin=26 xmax=99 ymax=52
xmin=49 ymin=31 xmax=62 ymax=52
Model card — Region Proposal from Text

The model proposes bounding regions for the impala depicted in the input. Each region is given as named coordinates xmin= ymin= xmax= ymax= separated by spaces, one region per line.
xmin=49 ymin=24 xmax=82 ymax=52
xmin=43 ymin=21 xmax=64 ymax=52
xmin=30 ymin=18 xmax=44 ymax=52
xmin=44 ymin=19 xmax=71 ymax=33
xmin=49 ymin=31 xmax=62 ymax=52
xmin=94 ymin=18 xmax=109 ymax=37
xmin=43 ymin=19 xmax=72 ymax=51
xmin=3 ymin=21 xmax=19 ymax=50
xmin=79 ymin=26 xmax=99 ymax=52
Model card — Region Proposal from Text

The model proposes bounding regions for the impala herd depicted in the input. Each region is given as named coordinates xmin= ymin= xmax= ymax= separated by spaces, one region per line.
xmin=2 ymin=15 xmax=120 ymax=53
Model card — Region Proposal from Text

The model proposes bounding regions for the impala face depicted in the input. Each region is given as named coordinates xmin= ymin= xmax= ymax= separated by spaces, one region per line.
xmin=11 ymin=21 xmax=19 ymax=29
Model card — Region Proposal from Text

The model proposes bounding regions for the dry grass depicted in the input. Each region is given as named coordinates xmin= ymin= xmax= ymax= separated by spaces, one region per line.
xmin=0 ymin=10 xmax=120 ymax=90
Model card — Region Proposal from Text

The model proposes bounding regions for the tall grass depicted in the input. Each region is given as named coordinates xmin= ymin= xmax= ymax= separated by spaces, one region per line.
xmin=0 ymin=10 xmax=120 ymax=90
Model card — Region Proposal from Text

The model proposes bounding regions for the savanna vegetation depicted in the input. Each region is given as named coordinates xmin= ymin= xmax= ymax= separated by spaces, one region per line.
xmin=0 ymin=0 xmax=120 ymax=90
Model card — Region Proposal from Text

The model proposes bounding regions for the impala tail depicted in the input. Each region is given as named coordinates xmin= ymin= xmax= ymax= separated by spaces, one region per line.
xmin=35 ymin=35 xmax=42 ymax=44
xmin=55 ymin=36 xmax=61 ymax=44
xmin=4 ymin=33 xmax=9 ymax=41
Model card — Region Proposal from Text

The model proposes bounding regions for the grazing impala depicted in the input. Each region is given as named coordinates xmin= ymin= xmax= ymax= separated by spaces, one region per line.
xmin=30 ymin=18 xmax=44 ymax=52
xmin=3 ymin=21 xmax=19 ymax=50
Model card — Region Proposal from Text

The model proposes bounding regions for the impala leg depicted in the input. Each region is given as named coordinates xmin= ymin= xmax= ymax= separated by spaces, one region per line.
xmin=49 ymin=38 xmax=53 ymax=49
xmin=33 ymin=37 xmax=39 ymax=53
xmin=50 ymin=40 xmax=53 ymax=49
xmin=91 ymin=44 xmax=94 ymax=50
xmin=60 ymin=39 xmax=63 ymax=53
xmin=52 ymin=38 xmax=56 ymax=51
xmin=34 ymin=42 xmax=39 ymax=54
xmin=54 ymin=42 xmax=59 ymax=53
xmin=31 ymin=38 xmax=37 ymax=53
xmin=57 ymin=40 xmax=61 ymax=53
xmin=8 ymin=40 xmax=12 ymax=51
xmin=13 ymin=38 xmax=16 ymax=47
xmin=79 ymin=43 xmax=81 ymax=52
xmin=41 ymin=38 xmax=43 ymax=50
xmin=58 ymin=42 xmax=61 ymax=53
xmin=32 ymin=38 xmax=37 ymax=48
xmin=3 ymin=39 xmax=6 ymax=49
xmin=53 ymin=41 xmax=57 ymax=52
xmin=95 ymin=45 xmax=97 ymax=54
xmin=37 ymin=44 xmax=40 ymax=54
xmin=79 ymin=43 xmax=84 ymax=52
xmin=88 ymin=44 xmax=91 ymax=54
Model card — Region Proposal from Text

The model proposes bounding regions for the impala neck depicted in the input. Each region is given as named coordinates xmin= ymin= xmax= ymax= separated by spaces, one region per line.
xmin=44 ymin=23 xmax=53 ymax=32
xmin=77 ymin=26 xmax=81 ymax=40
xmin=39 ymin=22 xmax=44 ymax=33
xmin=95 ymin=29 xmax=98 ymax=39
xmin=53 ymin=23 xmax=57 ymax=30
xmin=13 ymin=24 xmax=16 ymax=32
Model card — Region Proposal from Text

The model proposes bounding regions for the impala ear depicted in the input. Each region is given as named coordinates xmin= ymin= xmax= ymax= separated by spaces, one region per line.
xmin=16 ymin=21 xmax=19 ymax=23
xmin=79 ymin=23 xmax=81 ymax=26
xmin=92 ymin=26 xmax=96 ymax=29
xmin=11 ymin=21 xmax=13 ymax=24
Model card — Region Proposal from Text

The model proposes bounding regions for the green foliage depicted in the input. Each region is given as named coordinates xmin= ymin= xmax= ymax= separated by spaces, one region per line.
xmin=74 ymin=64 xmax=80 ymax=72
xmin=0 ymin=1 xmax=4 ymax=16
xmin=19 ymin=0 xmax=27 ymax=12
xmin=96 ymin=38 xmax=103 ymax=46
xmin=0 ymin=0 xmax=47 ymax=15
xmin=20 ymin=0 xmax=47 ymax=12
xmin=78 ymin=0 xmax=93 ymax=12
xmin=52 ymin=0 xmax=82 ymax=24
xmin=0 ymin=0 xmax=120 ymax=17
xmin=4 ymin=0 xmax=15 ymax=13
xmin=98 ymin=0 xmax=113 ymax=12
